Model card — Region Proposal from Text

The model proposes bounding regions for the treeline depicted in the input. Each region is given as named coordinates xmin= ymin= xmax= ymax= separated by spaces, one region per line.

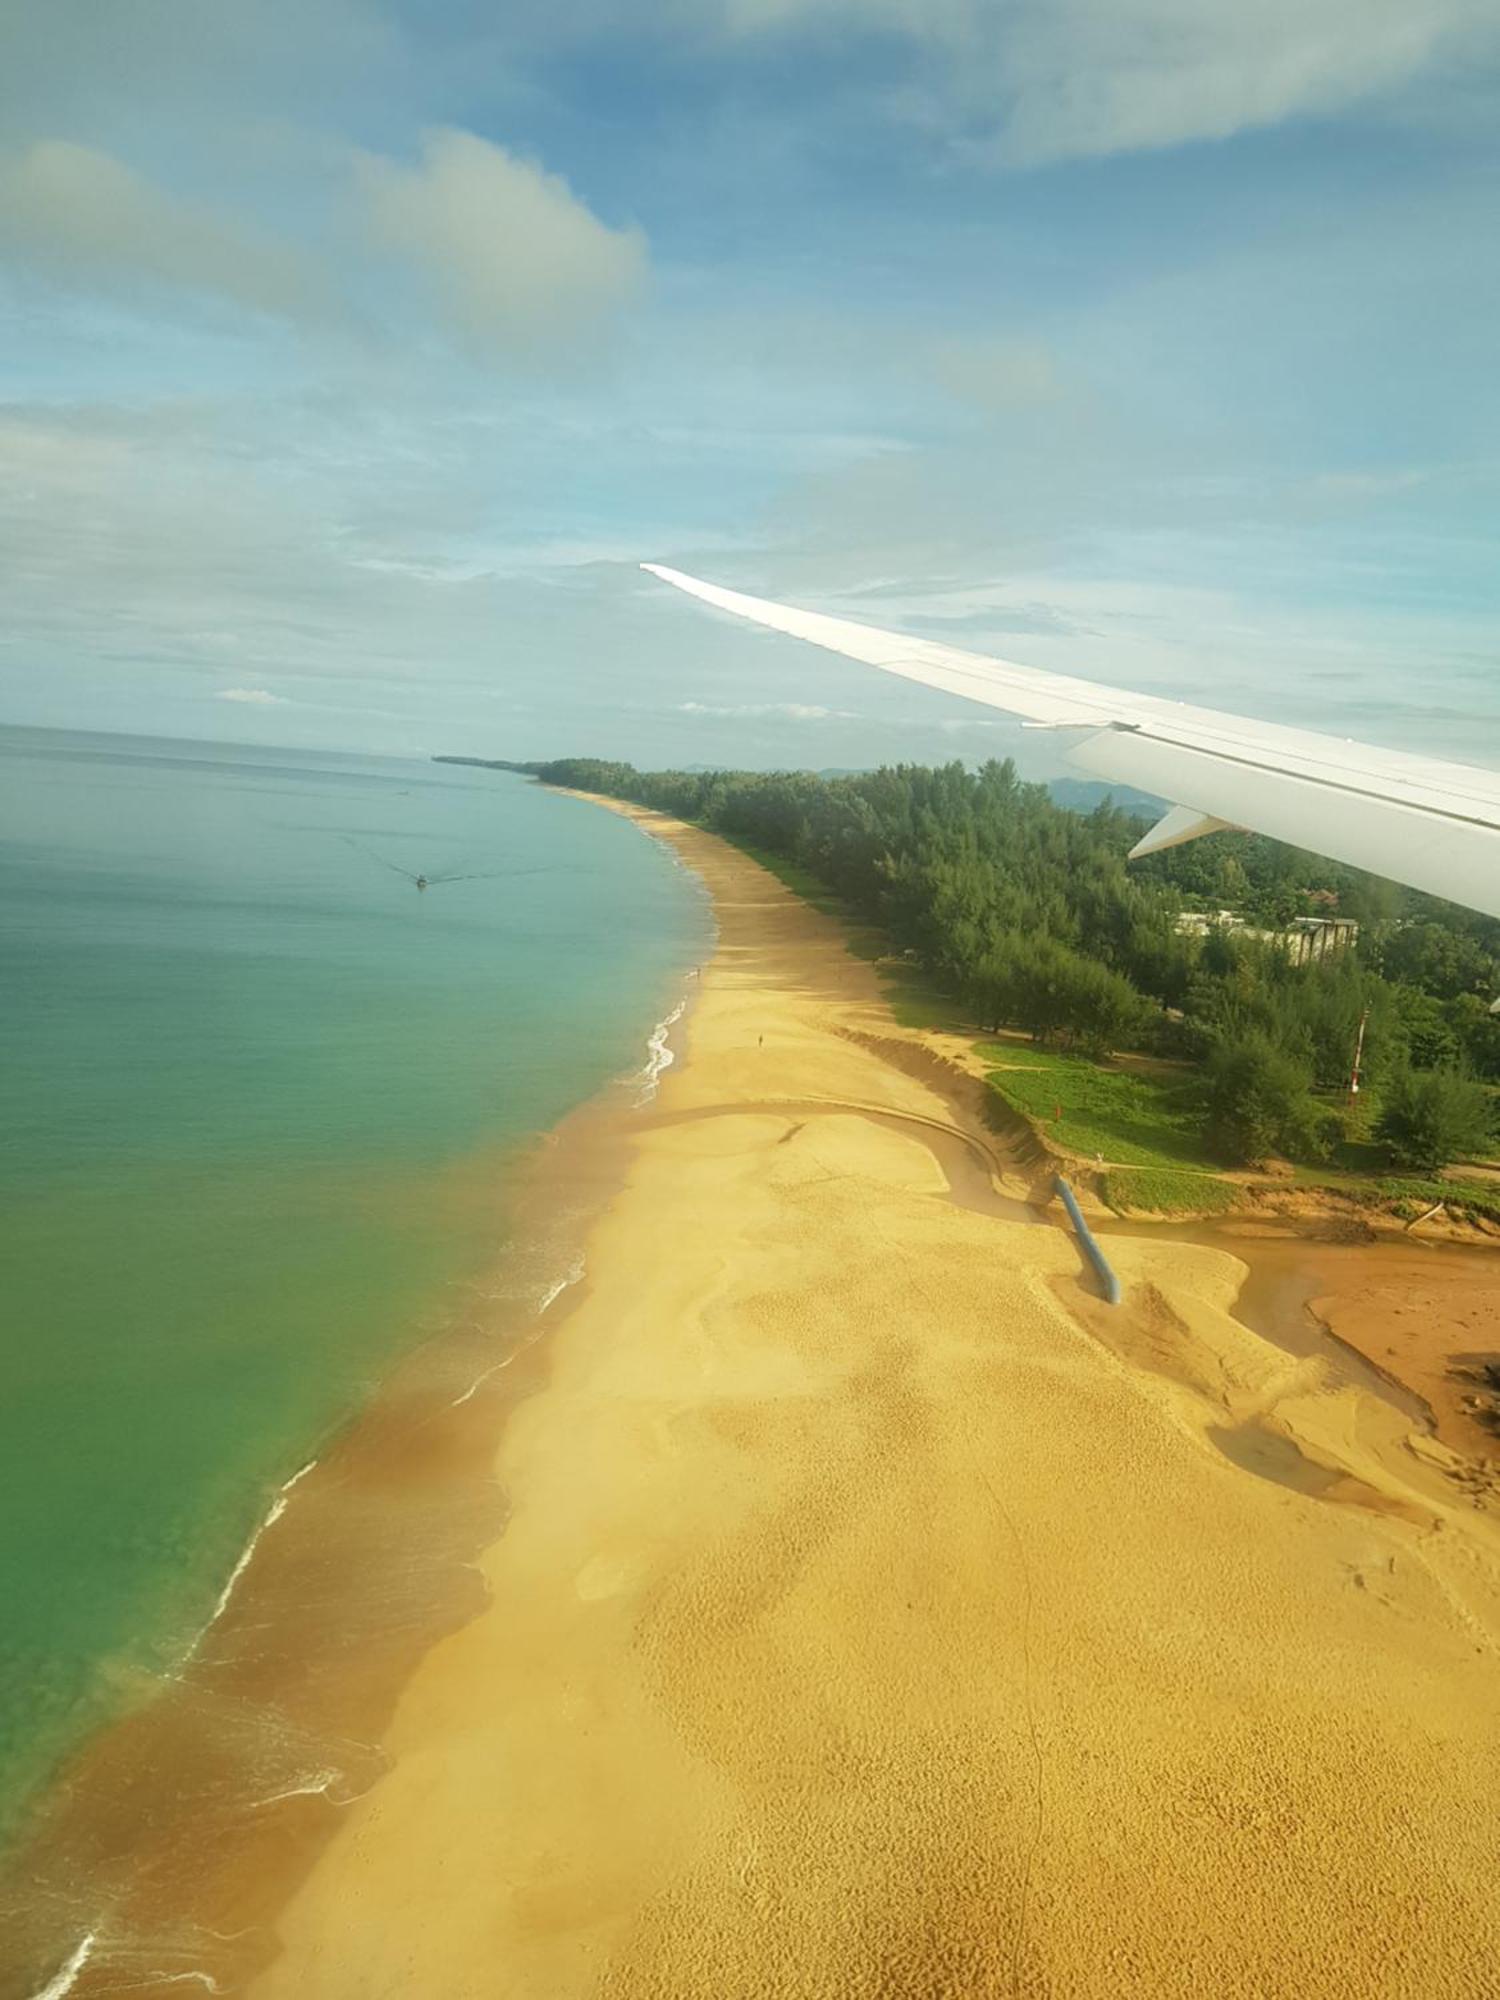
xmin=524 ymin=757 xmax=1498 ymax=1173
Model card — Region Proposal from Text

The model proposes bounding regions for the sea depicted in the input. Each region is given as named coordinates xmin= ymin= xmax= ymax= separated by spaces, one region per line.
xmin=0 ymin=725 xmax=709 ymax=1850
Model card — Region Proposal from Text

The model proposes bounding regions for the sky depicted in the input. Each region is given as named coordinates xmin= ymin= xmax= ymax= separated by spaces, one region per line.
xmin=1 ymin=0 xmax=1497 ymax=778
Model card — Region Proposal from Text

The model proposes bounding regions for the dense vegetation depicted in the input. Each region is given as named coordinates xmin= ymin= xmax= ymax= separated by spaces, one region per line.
xmin=517 ymin=757 xmax=1499 ymax=1176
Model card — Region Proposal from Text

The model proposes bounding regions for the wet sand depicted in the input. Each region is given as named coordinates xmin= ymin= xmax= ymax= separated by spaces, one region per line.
xmin=1113 ymin=1222 xmax=1500 ymax=1464
xmin=236 ymin=806 xmax=1500 ymax=1999
xmin=1309 ymin=1254 xmax=1498 ymax=1459
xmin=7 ymin=804 xmax=1499 ymax=1998
xmin=0 ymin=1104 xmax=644 ymax=1998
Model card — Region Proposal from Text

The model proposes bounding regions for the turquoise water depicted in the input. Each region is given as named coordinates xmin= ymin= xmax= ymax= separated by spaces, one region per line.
xmin=0 ymin=726 xmax=707 ymax=1832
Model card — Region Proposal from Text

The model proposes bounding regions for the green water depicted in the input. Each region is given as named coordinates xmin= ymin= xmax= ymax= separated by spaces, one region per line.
xmin=0 ymin=726 xmax=708 ymax=1832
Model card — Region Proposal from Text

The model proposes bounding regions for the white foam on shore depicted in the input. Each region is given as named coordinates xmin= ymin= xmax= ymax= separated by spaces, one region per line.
xmin=205 ymin=1536 xmax=258 ymax=1632
xmin=255 ymin=1768 xmax=341 ymax=1809
xmin=450 ymin=1362 xmax=504 ymax=1408
xmin=266 ymin=1456 xmax=317 ymax=1524
xmin=194 ymin=1457 xmax=319 ymax=1643
xmin=450 ymin=1257 xmax=585 ymax=1407
xmin=31 ymin=1934 xmax=228 ymax=1998
xmin=451 ymin=985 xmax=688 ymax=1409
xmin=537 ymin=1253 xmax=586 ymax=1317
xmin=29 ymin=1932 xmax=95 ymax=2000
xmin=635 ymin=998 xmax=687 ymax=1105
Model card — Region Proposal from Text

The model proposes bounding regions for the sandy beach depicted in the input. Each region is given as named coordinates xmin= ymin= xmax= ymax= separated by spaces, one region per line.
xmin=231 ymin=803 xmax=1500 ymax=2000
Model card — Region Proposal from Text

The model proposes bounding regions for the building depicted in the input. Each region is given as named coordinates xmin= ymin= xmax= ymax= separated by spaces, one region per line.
xmin=1174 ymin=910 xmax=1360 ymax=963
xmin=1282 ymin=916 xmax=1360 ymax=966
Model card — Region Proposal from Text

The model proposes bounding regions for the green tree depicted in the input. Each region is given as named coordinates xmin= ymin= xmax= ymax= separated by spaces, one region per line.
xmin=965 ymin=945 xmax=1019 ymax=1035
xmin=1393 ymin=988 xmax=1462 ymax=1071
xmin=1062 ymin=954 xmax=1149 ymax=1055
xmin=1375 ymin=1068 xmax=1494 ymax=1173
xmin=1199 ymin=925 xmax=1242 ymax=979
xmin=1447 ymin=993 xmax=1500 ymax=1081
xmin=1009 ymin=936 xmax=1146 ymax=1053
xmin=521 ymin=757 xmax=1495 ymax=1134
xmin=1373 ymin=922 xmax=1496 ymax=1001
xmin=1200 ymin=1032 xmax=1327 ymax=1166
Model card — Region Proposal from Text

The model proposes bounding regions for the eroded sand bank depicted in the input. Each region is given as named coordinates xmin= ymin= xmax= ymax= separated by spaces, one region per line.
xmin=250 ymin=807 xmax=1500 ymax=2000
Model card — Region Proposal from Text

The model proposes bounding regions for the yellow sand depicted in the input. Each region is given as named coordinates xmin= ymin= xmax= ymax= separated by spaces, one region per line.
xmin=251 ymin=811 xmax=1500 ymax=1999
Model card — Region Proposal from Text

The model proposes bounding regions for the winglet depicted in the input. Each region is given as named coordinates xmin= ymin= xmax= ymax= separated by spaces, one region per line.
xmin=1129 ymin=805 xmax=1239 ymax=859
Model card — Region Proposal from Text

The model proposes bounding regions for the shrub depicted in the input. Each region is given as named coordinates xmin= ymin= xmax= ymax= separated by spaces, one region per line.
xmin=1200 ymin=1032 xmax=1328 ymax=1166
xmin=1375 ymin=1067 xmax=1494 ymax=1173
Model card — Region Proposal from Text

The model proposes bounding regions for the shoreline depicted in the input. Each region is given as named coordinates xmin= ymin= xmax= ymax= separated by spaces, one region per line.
xmin=9 ymin=802 xmax=1500 ymax=1998
xmin=248 ymin=804 xmax=1499 ymax=1998
xmin=0 ymin=975 xmax=705 ymax=2000
xmin=612 ymin=791 xmax=1500 ymax=1471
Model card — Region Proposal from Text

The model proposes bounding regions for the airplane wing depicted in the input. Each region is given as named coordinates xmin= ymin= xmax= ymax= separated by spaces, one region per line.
xmin=642 ymin=564 xmax=1500 ymax=922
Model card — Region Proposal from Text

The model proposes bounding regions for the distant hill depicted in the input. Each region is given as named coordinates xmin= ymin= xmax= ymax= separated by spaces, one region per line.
xmin=1046 ymin=778 xmax=1164 ymax=819
xmin=672 ymin=763 xmax=875 ymax=778
xmin=433 ymin=757 xmax=873 ymax=779
xmin=432 ymin=756 xmax=525 ymax=771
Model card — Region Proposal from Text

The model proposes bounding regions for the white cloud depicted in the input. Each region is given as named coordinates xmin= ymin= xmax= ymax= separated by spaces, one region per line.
xmin=0 ymin=141 xmax=331 ymax=319
xmin=987 ymin=0 xmax=1490 ymax=164
xmin=216 ymin=688 xmax=289 ymax=704
xmin=356 ymin=128 xmax=646 ymax=355
xmin=678 ymin=700 xmax=856 ymax=720
xmin=0 ymin=127 xmax=648 ymax=354
xmin=685 ymin=0 xmax=1500 ymax=162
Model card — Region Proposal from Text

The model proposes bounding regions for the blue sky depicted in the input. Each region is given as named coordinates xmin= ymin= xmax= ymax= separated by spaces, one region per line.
xmin=1 ymin=0 xmax=1497 ymax=777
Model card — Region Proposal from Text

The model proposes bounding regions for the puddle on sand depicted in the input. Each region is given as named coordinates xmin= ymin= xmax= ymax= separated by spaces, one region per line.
xmin=1209 ymin=1422 xmax=1342 ymax=1497
xmin=1207 ymin=1420 xmax=1431 ymax=1523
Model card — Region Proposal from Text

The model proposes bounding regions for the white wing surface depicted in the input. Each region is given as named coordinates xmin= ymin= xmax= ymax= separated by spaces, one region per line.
xmin=643 ymin=563 xmax=1500 ymax=921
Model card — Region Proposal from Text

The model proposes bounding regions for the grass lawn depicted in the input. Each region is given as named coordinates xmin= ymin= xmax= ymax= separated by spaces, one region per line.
xmin=985 ymin=1044 xmax=1214 ymax=1172
xmin=1334 ymin=1176 xmax=1500 ymax=1225
xmin=1287 ymin=1156 xmax=1500 ymax=1222
xmin=1102 ymin=1167 xmax=1240 ymax=1215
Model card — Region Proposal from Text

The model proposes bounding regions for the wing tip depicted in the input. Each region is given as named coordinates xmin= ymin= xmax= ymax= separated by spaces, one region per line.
xmin=1128 ymin=805 xmax=1240 ymax=860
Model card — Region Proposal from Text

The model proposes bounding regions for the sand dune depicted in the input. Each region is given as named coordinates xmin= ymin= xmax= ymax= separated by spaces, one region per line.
xmin=250 ymin=808 xmax=1500 ymax=1999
